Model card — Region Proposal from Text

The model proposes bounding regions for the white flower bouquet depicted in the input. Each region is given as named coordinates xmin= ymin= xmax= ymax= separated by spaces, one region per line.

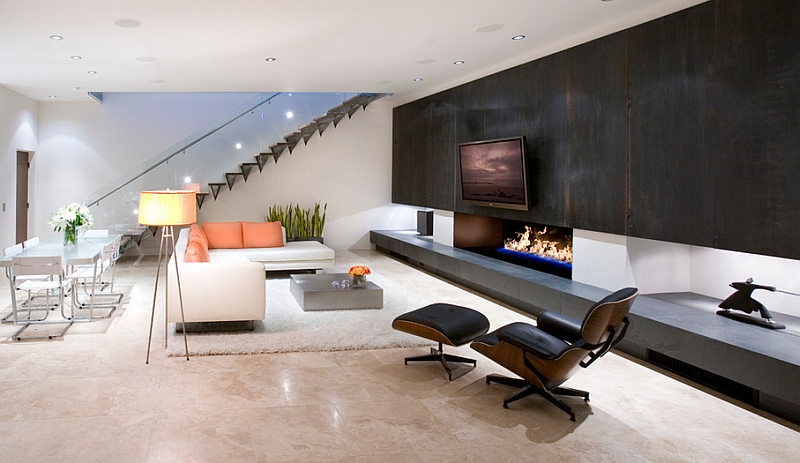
xmin=49 ymin=202 xmax=94 ymax=245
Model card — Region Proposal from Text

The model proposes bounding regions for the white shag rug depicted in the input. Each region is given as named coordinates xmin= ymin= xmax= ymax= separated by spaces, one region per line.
xmin=165 ymin=273 xmax=431 ymax=356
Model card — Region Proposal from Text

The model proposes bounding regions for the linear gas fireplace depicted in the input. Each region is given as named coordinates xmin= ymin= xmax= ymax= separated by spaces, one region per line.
xmin=453 ymin=213 xmax=573 ymax=279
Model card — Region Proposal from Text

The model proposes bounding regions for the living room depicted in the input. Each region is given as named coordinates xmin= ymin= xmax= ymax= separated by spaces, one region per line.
xmin=2 ymin=0 xmax=799 ymax=461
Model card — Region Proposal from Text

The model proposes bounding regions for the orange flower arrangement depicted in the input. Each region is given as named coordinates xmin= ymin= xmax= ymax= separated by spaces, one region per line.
xmin=348 ymin=265 xmax=371 ymax=277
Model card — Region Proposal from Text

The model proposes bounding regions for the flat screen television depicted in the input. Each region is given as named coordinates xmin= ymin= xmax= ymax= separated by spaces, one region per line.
xmin=458 ymin=136 xmax=529 ymax=211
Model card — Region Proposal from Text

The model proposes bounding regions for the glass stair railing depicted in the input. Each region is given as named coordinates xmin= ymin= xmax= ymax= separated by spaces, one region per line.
xmin=86 ymin=92 xmax=389 ymax=234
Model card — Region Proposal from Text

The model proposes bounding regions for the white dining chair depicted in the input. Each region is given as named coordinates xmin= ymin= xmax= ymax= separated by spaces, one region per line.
xmin=3 ymin=243 xmax=23 ymax=256
xmin=22 ymin=236 xmax=39 ymax=248
xmin=84 ymin=229 xmax=109 ymax=238
xmin=69 ymin=239 xmax=122 ymax=320
xmin=2 ymin=243 xmax=51 ymax=323
xmin=9 ymin=255 xmax=73 ymax=340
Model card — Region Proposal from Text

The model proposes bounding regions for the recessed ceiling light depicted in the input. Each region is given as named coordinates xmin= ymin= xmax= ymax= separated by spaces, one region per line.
xmin=72 ymin=86 xmax=81 ymax=91
xmin=87 ymin=70 xmax=97 ymax=74
xmin=476 ymin=24 xmax=504 ymax=33
xmin=49 ymin=35 xmax=63 ymax=41
xmin=48 ymin=95 xmax=57 ymax=99
xmin=454 ymin=60 xmax=465 ymax=65
xmin=265 ymin=57 xmax=276 ymax=62
xmin=512 ymin=35 xmax=526 ymax=41
xmin=70 ymin=55 xmax=82 ymax=60
xmin=286 ymin=112 xmax=294 ymax=119
xmin=235 ymin=143 xmax=242 ymax=149
xmin=114 ymin=19 xmax=142 ymax=28
xmin=414 ymin=78 xmax=423 ymax=82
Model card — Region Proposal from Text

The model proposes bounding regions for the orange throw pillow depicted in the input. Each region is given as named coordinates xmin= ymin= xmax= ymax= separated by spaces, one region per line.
xmin=184 ymin=240 xmax=210 ymax=262
xmin=188 ymin=224 xmax=208 ymax=249
xmin=242 ymin=221 xmax=284 ymax=248
xmin=202 ymin=222 xmax=243 ymax=249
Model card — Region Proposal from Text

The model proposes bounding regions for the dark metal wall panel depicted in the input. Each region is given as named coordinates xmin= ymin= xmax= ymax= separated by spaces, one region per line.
xmin=391 ymin=0 xmax=800 ymax=261
xmin=627 ymin=2 xmax=716 ymax=246
xmin=565 ymin=32 xmax=629 ymax=234
xmin=712 ymin=0 xmax=800 ymax=259
xmin=427 ymin=92 xmax=458 ymax=210
xmin=452 ymin=56 xmax=571 ymax=228
xmin=518 ymin=54 xmax=570 ymax=228
xmin=392 ymin=100 xmax=431 ymax=207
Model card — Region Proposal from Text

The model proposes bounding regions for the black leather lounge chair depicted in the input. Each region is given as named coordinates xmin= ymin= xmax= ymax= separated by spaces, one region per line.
xmin=471 ymin=287 xmax=638 ymax=420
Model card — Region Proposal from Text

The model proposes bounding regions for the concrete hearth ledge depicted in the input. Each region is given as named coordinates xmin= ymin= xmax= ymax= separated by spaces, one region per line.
xmin=370 ymin=229 xmax=800 ymax=424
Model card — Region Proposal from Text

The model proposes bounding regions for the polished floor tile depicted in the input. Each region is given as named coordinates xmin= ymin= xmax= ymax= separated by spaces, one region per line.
xmin=0 ymin=249 xmax=797 ymax=462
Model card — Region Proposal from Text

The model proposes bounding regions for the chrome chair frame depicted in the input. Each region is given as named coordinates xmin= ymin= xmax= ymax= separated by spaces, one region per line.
xmin=9 ymin=255 xmax=74 ymax=340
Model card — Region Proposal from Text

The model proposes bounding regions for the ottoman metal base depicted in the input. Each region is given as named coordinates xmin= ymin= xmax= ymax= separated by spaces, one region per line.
xmin=393 ymin=303 xmax=490 ymax=380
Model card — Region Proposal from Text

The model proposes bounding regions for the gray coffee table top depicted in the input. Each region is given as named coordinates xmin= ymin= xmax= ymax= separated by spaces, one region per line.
xmin=290 ymin=273 xmax=383 ymax=311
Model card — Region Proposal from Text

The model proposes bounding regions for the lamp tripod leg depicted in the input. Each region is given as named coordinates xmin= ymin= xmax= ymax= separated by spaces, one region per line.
xmin=170 ymin=229 xmax=190 ymax=361
xmin=146 ymin=229 xmax=167 ymax=364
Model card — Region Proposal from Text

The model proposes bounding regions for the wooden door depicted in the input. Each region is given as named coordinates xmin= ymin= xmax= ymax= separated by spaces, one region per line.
xmin=16 ymin=151 xmax=28 ymax=243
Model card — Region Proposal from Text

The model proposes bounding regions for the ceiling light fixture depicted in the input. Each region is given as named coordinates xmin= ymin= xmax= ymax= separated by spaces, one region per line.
xmin=286 ymin=111 xmax=294 ymax=119
xmin=49 ymin=35 xmax=63 ymax=41
xmin=87 ymin=70 xmax=97 ymax=74
xmin=70 ymin=55 xmax=82 ymax=60
xmin=454 ymin=60 xmax=465 ymax=65
xmin=476 ymin=24 xmax=504 ymax=33
xmin=512 ymin=35 xmax=526 ymax=41
xmin=48 ymin=95 xmax=57 ymax=99
xmin=235 ymin=143 xmax=242 ymax=149
xmin=114 ymin=19 xmax=142 ymax=28
xmin=265 ymin=57 xmax=276 ymax=62
xmin=72 ymin=86 xmax=81 ymax=91
xmin=414 ymin=78 xmax=423 ymax=82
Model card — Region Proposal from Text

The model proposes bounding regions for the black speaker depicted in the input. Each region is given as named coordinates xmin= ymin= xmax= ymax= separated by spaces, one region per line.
xmin=417 ymin=210 xmax=433 ymax=236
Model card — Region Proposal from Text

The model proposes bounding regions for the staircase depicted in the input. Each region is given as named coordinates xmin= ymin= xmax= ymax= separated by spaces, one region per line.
xmin=196 ymin=93 xmax=389 ymax=208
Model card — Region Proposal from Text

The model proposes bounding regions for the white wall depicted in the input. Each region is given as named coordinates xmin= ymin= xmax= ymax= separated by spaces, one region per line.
xmin=35 ymin=93 xmax=260 ymax=239
xmin=197 ymin=98 xmax=418 ymax=250
xmin=572 ymin=229 xmax=634 ymax=291
xmin=690 ymin=247 xmax=800 ymax=317
xmin=0 ymin=86 xmax=38 ymax=249
xmin=433 ymin=210 xmax=454 ymax=246
xmin=35 ymin=94 xmax=415 ymax=251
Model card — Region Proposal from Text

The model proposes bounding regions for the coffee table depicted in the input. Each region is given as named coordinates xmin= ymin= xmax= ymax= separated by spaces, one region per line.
xmin=289 ymin=273 xmax=383 ymax=311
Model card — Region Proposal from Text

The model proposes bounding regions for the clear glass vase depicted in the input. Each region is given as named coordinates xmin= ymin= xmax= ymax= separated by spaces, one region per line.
xmin=352 ymin=274 xmax=367 ymax=287
xmin=63 ymin=225 xmax=77 ymax=246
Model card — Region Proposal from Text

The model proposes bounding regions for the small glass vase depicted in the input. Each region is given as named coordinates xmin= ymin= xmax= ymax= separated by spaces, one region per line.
xmin=63 ymin=225 xmax=77 ymax=246
xmin=352 ymin=274 xmax=367 ymax=287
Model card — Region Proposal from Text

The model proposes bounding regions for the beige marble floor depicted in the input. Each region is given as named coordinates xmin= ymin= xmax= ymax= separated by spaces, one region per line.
xmin=0 ymin=249 xmax=797 ymax=462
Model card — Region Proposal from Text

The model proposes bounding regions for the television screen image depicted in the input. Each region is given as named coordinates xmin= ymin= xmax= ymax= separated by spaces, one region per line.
xmin=458 ymin=137 xmax=529 ymax=211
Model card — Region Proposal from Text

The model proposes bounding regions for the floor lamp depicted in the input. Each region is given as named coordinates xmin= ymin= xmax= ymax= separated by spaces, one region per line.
xmin=138 ymin=190 xmax=196 ymax=364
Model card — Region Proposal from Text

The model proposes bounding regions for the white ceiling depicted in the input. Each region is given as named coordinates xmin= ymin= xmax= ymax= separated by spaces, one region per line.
xmin=0 ymin=0 xmax=706 ymax=103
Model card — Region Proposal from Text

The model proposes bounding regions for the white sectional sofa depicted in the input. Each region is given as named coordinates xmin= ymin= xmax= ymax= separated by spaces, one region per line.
xmin=166 ymin=222 xmax=335 ymax=323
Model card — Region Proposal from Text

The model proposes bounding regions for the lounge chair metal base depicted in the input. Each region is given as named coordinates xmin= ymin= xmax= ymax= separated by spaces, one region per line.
xmin=486 ymin=374 xmax=590 ymax=421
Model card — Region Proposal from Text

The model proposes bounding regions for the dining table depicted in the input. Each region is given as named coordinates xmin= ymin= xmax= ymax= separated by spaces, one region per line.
xmin=1 ymin=234 xmax=122 ymax=338
xmin=0 ymin=234 xmax=120 ymax=268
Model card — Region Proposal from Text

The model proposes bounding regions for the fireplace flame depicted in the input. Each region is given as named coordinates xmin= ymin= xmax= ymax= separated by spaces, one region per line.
xmin=504 ymin=226 xmax=573 ymax=264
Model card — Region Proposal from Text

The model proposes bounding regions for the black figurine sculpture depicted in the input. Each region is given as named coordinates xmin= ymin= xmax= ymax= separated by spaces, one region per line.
xmin=717 ymin=278 xmax=786 ymax=330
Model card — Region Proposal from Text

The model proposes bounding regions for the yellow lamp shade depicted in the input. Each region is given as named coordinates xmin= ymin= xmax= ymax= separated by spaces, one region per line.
xmin=138 ymin=190 xmax=197 ymax=226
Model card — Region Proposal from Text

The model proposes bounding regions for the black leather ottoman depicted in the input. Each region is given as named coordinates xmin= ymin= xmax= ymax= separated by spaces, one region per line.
xmin=392 ymin=303 xmax=490 ymax=380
